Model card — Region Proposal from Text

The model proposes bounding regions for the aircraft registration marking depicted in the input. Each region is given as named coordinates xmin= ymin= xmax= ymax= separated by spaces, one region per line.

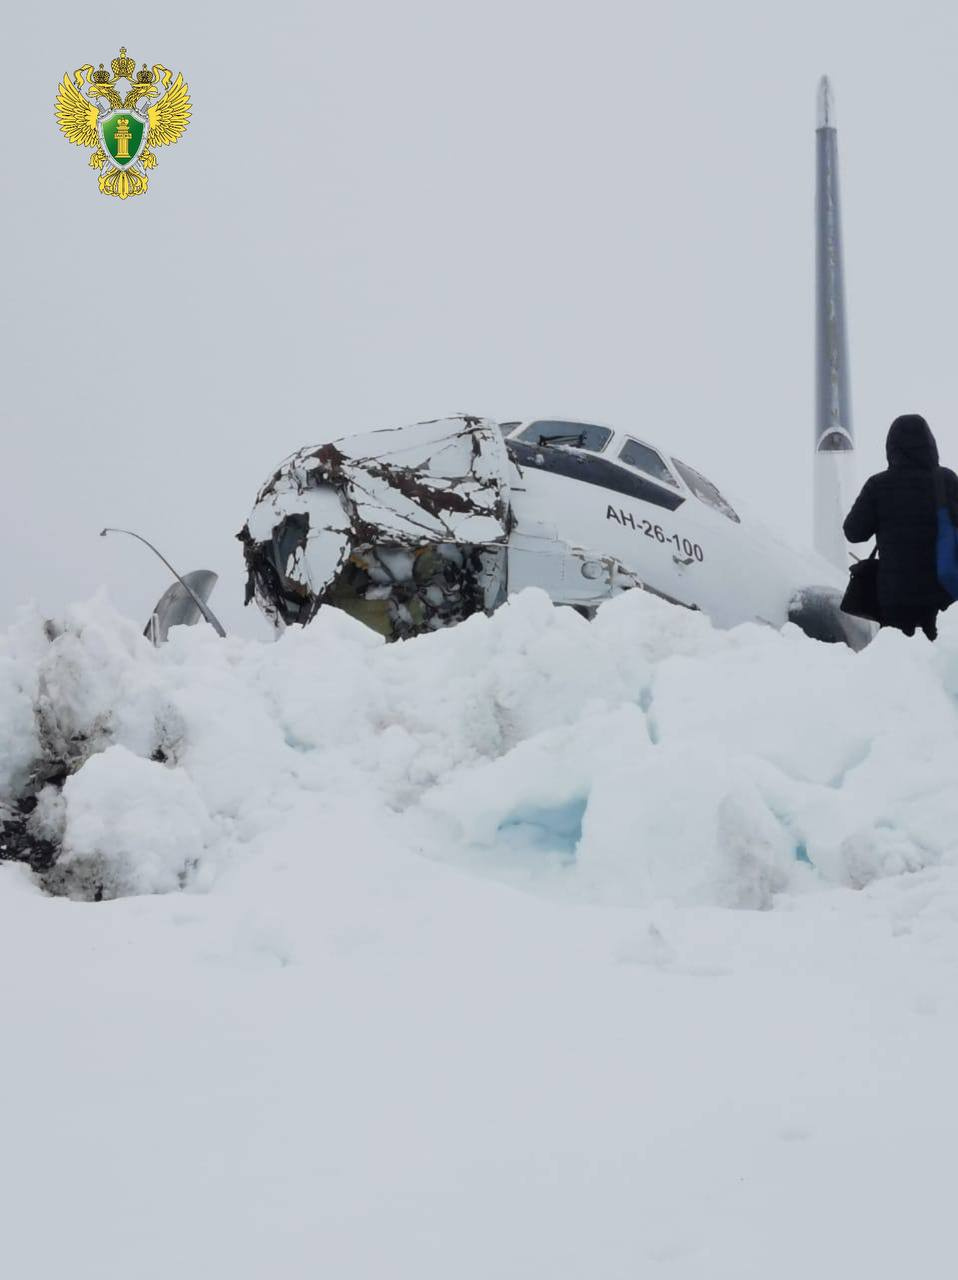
xmin=606 ymin=505 xmax=705 ymax=562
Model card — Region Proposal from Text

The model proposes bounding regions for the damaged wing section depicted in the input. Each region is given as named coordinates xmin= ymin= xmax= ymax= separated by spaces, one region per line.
xmin=144 ymin=570 xmax=219 ymax=645
xmin=788 ymin=586 xmax=874 ymax=652
xmin=239 ymin=416 xmax=514 ymax=638
xmin=239 ymin=415 xmax=640 ymax=639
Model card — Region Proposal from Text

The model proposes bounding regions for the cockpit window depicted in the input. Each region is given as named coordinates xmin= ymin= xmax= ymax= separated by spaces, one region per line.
xmin=516 ymin=420 xmax=612 ymax=453
xmin=619 ymin=438 xmax=678 ymax=488
xmin=672 ymin=457 xmax=740 ymax=522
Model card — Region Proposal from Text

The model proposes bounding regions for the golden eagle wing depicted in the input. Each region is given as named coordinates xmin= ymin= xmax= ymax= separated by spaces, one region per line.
xmin=147 ymin=73 xmax=191 ymax=147
xmin=55 ymin=74 xmax=98 ymax=148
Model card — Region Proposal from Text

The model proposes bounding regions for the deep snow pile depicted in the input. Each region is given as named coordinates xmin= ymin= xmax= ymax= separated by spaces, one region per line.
xmin=2 ymin=588 xmax=958 ymax=904
xmin=5 ymin=592 xmax=958 ymax=1279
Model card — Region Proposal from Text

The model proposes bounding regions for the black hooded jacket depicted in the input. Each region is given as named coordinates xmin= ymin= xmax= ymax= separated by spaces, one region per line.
xmin=843 ymin=415 xmax=958 ymax=622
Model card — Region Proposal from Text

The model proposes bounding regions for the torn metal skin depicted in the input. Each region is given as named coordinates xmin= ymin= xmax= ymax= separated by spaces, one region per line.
xmin=238 ymin=416 xmax=515 ymax=639
xmin=0 ymin=800 xmax=58 ymax=872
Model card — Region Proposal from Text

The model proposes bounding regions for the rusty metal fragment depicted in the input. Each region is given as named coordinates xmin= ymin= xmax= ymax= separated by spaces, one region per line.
xmin=238 ymin=416 xmax=513 ymax=637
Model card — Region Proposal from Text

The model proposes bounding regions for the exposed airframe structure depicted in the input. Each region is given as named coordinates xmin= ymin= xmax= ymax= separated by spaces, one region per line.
xmin=238 ymin=416 xmax=644 ymax=639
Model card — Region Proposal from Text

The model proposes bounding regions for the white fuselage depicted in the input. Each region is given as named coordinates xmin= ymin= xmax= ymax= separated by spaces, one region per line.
xmin=502 ymin=420 xmax=846 ymax=629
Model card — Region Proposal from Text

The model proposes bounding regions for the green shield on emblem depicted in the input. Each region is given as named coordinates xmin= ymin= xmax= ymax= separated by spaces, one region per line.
xmin=99 ymin=110 xmax=147 ymax=168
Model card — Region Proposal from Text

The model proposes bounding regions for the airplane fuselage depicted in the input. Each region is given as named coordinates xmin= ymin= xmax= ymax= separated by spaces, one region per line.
xmin=501 ymin=418 xmax=847 ymax=631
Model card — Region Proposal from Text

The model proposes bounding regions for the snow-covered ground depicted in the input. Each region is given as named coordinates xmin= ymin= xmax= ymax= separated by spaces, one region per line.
xmin=3 ymin=590 xmax=958 ymax=1278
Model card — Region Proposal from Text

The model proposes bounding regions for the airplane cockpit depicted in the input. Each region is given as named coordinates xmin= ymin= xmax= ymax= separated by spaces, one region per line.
xmin=500 ymin=419 xmax=740 ymax=524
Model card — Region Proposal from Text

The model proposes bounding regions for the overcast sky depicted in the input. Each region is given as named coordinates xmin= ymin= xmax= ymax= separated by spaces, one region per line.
xmin=3 ymin=0 xmax=958 ymax=634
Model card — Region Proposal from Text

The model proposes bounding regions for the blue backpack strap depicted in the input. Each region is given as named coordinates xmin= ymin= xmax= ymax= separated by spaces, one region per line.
xmin=935 ymin=467 xmax=958 ymax=598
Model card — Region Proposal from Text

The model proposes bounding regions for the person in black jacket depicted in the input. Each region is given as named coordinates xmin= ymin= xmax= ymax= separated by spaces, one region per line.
xmin=843 ymin=414 xmax=958 ymax=639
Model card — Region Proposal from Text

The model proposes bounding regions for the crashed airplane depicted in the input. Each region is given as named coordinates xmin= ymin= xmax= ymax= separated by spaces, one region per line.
xmin=237 ymin=411 xmax=870 ymax=649
xmin=235 ymin=77 xmax=868 ymax=649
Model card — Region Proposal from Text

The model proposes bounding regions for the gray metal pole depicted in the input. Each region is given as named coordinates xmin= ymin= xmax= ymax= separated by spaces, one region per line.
xmin=814 ymin=75 xmax=855 ymax=568
xmin=100 ymin=528 xmax=227 ymax=638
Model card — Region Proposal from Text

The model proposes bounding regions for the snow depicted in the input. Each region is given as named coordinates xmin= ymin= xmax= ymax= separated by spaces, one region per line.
xmin=3 ymin=589 xmax=958 ymax=1276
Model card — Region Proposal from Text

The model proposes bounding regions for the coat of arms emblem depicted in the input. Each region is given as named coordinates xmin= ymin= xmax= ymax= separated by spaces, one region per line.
xmin=55 ymin=47 xmax=190 ymax=199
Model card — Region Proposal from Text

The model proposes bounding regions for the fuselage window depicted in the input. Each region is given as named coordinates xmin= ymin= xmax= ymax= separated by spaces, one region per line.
xmin=516 ymin=420 xmax=612 ymax=453
xmin=672 ymin=458 xmax=741 ymax=523
xmin=619 ymin=438 xmax=679 ymax=488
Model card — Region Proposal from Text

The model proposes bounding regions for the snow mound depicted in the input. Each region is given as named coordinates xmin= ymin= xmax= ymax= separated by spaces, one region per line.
xmin=3 ymin=589 xmax=958 ymax=904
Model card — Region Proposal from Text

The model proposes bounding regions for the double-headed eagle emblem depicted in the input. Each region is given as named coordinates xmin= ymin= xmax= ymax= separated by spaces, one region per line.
xmin=56 ymin=47 xmax=190 ymax=198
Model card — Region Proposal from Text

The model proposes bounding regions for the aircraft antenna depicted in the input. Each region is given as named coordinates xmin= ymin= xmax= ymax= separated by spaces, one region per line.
xmin=100 ymin=527 xmax=227 ymax=638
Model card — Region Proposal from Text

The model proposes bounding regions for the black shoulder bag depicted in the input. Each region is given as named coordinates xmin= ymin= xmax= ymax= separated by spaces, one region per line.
xmin=841 ymin=545 xmax=880 ymax=622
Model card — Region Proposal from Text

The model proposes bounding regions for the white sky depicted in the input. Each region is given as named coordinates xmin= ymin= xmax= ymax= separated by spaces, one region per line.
xmin=3 ymin=0 xmax=958 ymax=634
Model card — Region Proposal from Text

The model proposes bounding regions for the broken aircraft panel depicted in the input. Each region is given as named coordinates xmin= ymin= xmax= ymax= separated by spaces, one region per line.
xmin=238 ymin=415 xmax=642 ymax=639
xmin=144 ymin=570 xmax=220 ymax=646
